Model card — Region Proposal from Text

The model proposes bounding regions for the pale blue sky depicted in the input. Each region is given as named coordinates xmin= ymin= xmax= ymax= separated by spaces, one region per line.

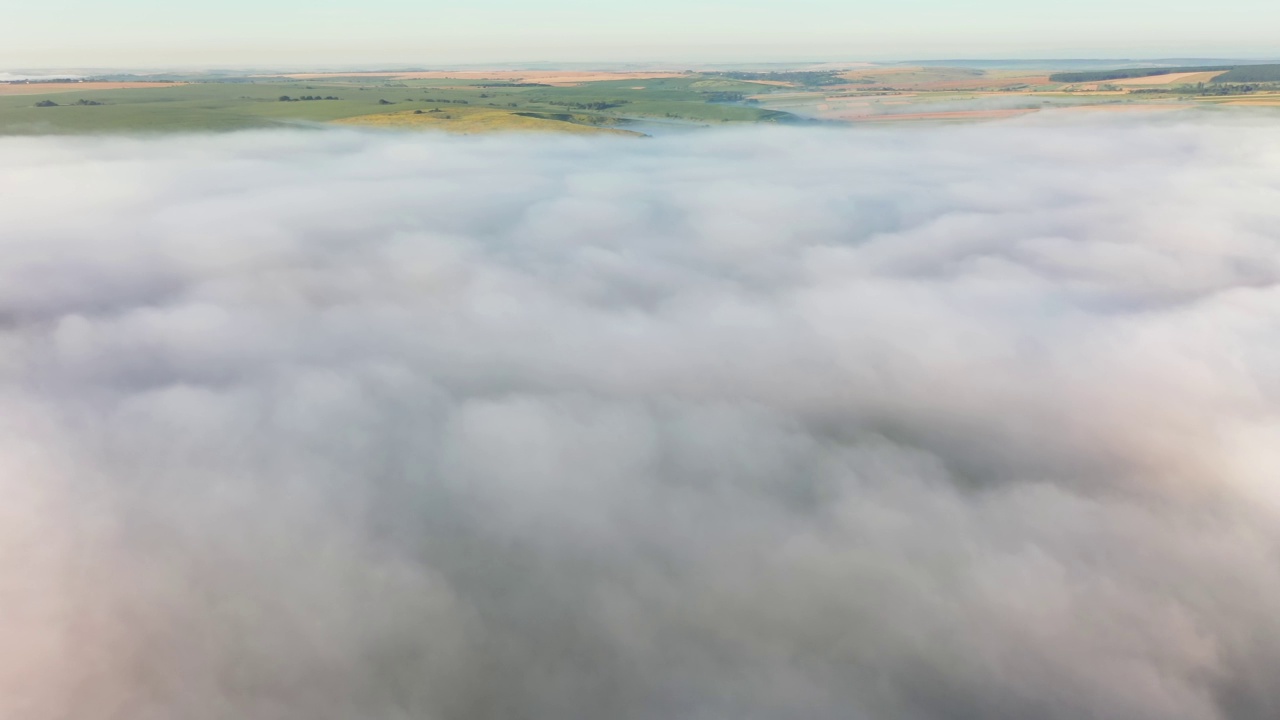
xmin=5 ymin=0 xmax=1279 ymax=68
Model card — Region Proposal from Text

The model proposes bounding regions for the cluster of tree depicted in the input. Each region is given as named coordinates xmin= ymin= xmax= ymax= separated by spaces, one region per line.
xmin=6 ymin=77 xmax=89 ymax=85
xmin=708 ymin=71 xmax=847 ymax=86
xmin=1213 ymin=65 xmax=1280 ymax=83
xmin=515 ymin=111 xmax=576 ymax=122
xmin=511 ymin=111 xmax=627 ymax=127
xmin=34 ymin=98 xmax=105 ymax=106
xmin=1132 ymin=82 xmax=1280 ymax=96
xmin=413 ymin=109 xmax=449 ymax=116
xmin=1049 ymin=66 xmax=1226 ymax=82
xmin=420 ymin=98 xmax=469 ymax=104
xmin=702 ymin=91 xmax=746 ymax=103
xmin=475 ymin=82 xmax=551 ymax=88
xmin=543 ymin=100 xmax=628 ymax=111
xmin=278 ymin=95 xmax=339 ymax=101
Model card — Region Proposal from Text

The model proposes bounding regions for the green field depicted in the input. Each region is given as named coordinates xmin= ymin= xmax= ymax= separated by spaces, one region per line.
xmin=4 ymin=63 xmax=1277 ymax=136
xmin=0 ymin=74 xmax=798 ymax=135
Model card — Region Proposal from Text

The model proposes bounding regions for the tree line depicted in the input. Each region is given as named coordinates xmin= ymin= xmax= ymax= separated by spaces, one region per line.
xmin=1049 ymin=66 xmax=1228 ymax=82
xmin=709 ymin=71 xmax=846 ymax=87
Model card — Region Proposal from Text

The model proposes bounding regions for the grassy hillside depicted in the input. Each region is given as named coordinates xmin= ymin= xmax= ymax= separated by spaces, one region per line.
xmin=0 ymin=74 xmax=798 ymax=135
xmin=0 ymin=83 xmax=389 ymax=133
xmin=6 ymin=64 xmax=1275 ymax=136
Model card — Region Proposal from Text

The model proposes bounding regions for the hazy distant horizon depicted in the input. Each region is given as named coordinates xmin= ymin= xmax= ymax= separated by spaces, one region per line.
xmin=6 ymin=55 xmax=1280 ymax=76
xmin=5 ymin=0 xmax=1280 ymax=68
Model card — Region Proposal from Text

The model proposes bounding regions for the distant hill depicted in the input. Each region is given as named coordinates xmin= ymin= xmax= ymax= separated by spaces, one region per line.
xmin=1050 ymin=63 xmax=1280 ymax=83
xmin=1213 ymin=65 xmax=1280 ymax=82
xmin=1049 ymin=66 xmax=1223 ymax=82
xmin=906 ymin=58 xmax=1277 ymax=72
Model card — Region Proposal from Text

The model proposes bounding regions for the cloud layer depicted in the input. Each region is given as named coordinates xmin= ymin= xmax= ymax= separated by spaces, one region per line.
xmin=2 ymin=116 xmax=1280 ymax=720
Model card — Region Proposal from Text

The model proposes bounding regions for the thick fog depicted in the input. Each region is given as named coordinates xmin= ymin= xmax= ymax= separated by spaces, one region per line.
xmin=2 ymin=115 xmax=1280 ymax=720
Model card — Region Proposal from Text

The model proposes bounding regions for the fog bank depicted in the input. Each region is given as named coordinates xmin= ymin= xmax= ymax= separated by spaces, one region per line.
xmin=2 ymin=118 xmax=1280 ymax=720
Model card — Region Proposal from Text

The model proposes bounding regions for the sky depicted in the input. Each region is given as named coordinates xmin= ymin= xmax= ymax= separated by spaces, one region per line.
xmin=4 ymin=0 xmax=1280 ymax=68
xmin=3 ymin=117 xmax=1280 ymax=718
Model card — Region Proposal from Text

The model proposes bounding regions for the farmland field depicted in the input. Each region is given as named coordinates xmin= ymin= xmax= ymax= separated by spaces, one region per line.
xmin=334 ymin=107 xmax=643 ymax=135
xmin=1108 ymin=71 xmax=1227 ymax=86
xmin=0 ymin=73 xmax=797 ymax=135
xmin=2 ymin=63 xmax=1277 ymax=135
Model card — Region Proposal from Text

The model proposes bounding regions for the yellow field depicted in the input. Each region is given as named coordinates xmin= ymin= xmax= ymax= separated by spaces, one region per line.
xmin=1217 ymin=97 xmax=1280 ymax=106
xmin=1108 ymin=71 xmax=1226 ymax=86
xmin=333 ymin=107 xmax=642 ymax=135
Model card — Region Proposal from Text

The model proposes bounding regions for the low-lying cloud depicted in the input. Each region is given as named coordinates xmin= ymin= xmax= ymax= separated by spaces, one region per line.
xmin=2 ymin=116 xmax=1280 ymax=720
